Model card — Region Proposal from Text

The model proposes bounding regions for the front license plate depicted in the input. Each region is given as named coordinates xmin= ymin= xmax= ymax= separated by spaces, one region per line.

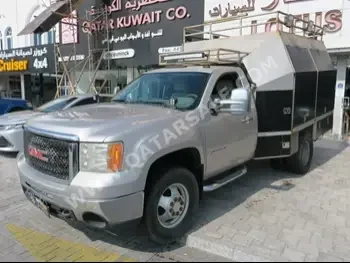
xmin=25 ymin=190 xmax=50 ymax=218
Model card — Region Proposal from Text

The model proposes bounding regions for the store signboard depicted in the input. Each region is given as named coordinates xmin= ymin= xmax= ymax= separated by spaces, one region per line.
xmin=71 ymin=0 xmax=204 ymax=67
xmin=103 ymin=49 xmax=136 ymax=60
xmin=205 ymin=0 xmax=346 ymax=50
xmin=158 ymin=46 xmax=183 ymax=54
xmin=0 ymin=59 xmax=29 ymax=72
xmin=0 ymin=45 xmax=55 ymax=73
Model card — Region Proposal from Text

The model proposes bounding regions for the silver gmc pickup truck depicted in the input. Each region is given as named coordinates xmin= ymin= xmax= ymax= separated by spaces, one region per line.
xmin=17 ymin=18 xmax=336 ymax=244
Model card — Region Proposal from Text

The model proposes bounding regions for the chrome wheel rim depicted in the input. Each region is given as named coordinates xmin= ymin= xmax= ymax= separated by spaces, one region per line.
xmin=157 ymin=183 xmax=190 ymax=229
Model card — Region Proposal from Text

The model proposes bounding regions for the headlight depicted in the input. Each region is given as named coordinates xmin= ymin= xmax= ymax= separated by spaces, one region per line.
xmin=79 ymin=142 xmax=124 ymax=173
xmin=26 ymin=102 xmax=33 ymax=108
xmin=0 ymin=124 xmax=24 ymax=130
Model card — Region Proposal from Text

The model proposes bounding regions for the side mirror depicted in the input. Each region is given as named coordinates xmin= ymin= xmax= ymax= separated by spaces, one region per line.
xmin=215 ymin=88 xmax=250 ymax=114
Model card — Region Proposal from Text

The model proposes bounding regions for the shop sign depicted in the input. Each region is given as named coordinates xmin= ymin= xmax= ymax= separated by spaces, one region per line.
xmin=158 ymin=46 xmax=183 ymax=54
xmin=82 ymin=0 xmax=192 ymax=34
xmin=76 ymin=0 xmax=204 ymax=67
xmin=208 ymin=0 xmax=342 ymax=34
xmin=103 ymin=49 xmax=135 ymax=60
xmin=0 ymin=46 xmax=54 ymax=73
xmin=0 ymin=59 xmax=29 ymax=72
xmin=58 ymin=54 xmax=86 ymax=62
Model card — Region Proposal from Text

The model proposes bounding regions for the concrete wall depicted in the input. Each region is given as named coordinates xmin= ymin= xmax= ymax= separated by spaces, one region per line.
xmin=0 ymin=0 xmax=57 ymax=50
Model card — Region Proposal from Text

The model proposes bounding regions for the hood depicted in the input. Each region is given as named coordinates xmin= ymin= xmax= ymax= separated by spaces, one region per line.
xmin=27 ymin=103 xmax=183 ymax=142
xmin=0 ymin=110 xmax=43 ymax=125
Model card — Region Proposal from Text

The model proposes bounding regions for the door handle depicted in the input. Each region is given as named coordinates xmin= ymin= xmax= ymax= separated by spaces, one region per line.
xmin=242 ymin=116 xmax=253 ymax=123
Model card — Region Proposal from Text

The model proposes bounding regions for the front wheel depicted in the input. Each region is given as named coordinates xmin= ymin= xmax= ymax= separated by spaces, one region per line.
xmin=145 ymin=167 xmax=199 ymax=244
xmin=285 ymin=133 xmax=313 ymax=175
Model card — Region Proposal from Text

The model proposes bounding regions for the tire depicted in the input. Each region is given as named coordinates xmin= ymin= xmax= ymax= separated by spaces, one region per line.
xmin=144 ymin=167 xmax=199 ymax=245
xmin=285 ymin=133 xmax=313 ymax=175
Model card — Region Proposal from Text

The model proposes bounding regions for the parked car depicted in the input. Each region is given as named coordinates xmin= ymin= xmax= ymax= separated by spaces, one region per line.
xmin=0 ymin=97 xmax=33 ymax=115
xmin=0 ymin=93 xmax=113 ymax=152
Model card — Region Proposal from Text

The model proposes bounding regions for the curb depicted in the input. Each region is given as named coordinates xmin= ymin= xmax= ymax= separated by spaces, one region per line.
xmin=186 ymin=233 xmax=270 ymax=262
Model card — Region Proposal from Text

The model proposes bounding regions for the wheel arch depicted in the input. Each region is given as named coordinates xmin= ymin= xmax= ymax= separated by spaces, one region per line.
xmin=144 ymin=147 xmax=204 ymax=201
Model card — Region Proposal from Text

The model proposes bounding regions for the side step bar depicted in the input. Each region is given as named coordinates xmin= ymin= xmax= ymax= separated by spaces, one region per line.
xmin=203 ymin=166 xmax=247 ymax=192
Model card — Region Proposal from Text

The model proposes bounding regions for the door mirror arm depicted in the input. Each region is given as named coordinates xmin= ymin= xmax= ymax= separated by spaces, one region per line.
xmin=208 ymin=98 xmax=221 ymax=115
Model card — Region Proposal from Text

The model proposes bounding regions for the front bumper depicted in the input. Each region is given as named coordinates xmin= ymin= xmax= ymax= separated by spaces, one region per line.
xmin=0 ymin=128 xmax=23 ymax=152
xmin=17 ymin=152 xmax=144 ymax=227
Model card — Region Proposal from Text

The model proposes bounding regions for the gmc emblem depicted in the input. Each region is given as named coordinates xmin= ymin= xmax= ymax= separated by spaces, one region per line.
xmin=28 ymin=146 xmax=48 ymax=162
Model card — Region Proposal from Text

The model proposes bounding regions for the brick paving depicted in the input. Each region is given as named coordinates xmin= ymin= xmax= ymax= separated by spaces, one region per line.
xmin=0 ymin=138 xmax=349 ymax=262
xmin=0 ymin=152 xmax=226 ymax=262
xmin=187 ymin=139 xmax=350 ymax=261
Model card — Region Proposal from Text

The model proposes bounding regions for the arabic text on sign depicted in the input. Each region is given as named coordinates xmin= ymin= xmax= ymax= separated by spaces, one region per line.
xmin=33 ymin=47 xmax=48 ymax=57
xmin=209 ymin=0 xmax=255 ymax=18
xmin=125 ymin=0 xmax=169 ymax=11
xmin=261 ymin=0 xmax=313 ymax=11
xmin=89 ymin=0 xmax=122 ymax=15
xmin=102 ymin=29 xmax=163 ymax=44
xmin=0 ymin=47 xmax=48 ymax=59
xmin=89 ymin=0 xmax=169 ymax=15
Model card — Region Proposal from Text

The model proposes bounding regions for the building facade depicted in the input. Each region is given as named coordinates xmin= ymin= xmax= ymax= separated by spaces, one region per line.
xmin=0 ymin=0 xmax=57 ymax=106
xmin=0 ymin=0 xmax=205 ymax=102
xmin=205 ymin=0 xmax=350 ymax=138
xmin=53 ymin=0 xmax=205 ymax=94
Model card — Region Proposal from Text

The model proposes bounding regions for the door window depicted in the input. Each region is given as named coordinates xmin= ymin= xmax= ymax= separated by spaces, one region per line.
xmin=210 ymin=72 xmax=240 ymax=102
xmin=210 ymin=72 xmax=251 ymax=112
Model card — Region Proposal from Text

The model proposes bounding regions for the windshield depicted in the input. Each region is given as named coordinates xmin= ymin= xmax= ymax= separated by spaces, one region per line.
xmin=112 ymin=72 xmax=210 ymax=110
xmin=36 ymin=97 xmax=77 ymax=113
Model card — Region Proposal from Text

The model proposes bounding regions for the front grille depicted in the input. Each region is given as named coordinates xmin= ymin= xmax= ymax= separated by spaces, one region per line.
xmin=0 ymin=136 xmax=11 ymax=147
xmin=24 ymin=130 xmax=79 ymax=181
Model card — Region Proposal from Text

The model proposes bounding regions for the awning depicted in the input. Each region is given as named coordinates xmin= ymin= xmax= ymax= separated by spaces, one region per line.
xmin=17 ymin=0 xmax=81 ymax=36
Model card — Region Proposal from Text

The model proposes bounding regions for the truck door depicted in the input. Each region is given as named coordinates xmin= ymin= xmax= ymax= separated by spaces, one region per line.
xmin=232 ymin=84 xmax=258 ymax=163
xmin=204 ymin=72 xmax=257 ymax=178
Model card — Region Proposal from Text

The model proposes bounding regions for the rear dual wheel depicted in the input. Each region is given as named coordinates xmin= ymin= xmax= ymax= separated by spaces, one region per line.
xmin=270 ymin=133 xmax=313 ymax=175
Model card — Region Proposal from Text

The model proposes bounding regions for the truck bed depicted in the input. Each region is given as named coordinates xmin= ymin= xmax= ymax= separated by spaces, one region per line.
xmin=183 ymin=30 xmax=336 ymax=159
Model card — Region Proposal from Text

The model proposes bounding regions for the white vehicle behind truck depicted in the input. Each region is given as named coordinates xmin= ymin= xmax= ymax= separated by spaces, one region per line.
xmin=17 ymin=12 xmax=336 ymax=244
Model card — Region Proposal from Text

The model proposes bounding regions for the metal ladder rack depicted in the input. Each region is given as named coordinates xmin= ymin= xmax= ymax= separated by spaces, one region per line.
xmin=159 ymin=48 xmax=249 ymax=67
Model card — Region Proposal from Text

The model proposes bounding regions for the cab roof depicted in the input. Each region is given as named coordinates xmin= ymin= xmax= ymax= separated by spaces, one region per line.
xmin=146 ymin=66 xmax=241 ymax=75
